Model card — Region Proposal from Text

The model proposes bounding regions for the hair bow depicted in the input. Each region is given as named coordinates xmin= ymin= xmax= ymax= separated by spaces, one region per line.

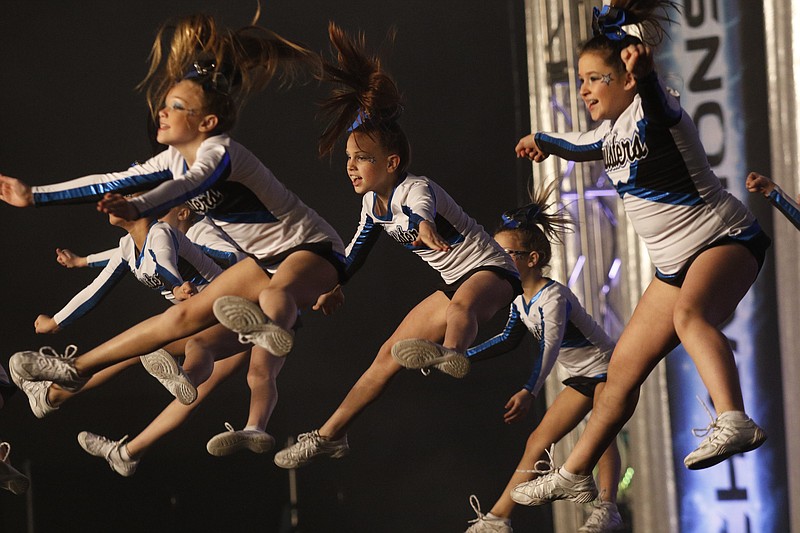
xmin=592 ymin=5 xmax=632 ymax=41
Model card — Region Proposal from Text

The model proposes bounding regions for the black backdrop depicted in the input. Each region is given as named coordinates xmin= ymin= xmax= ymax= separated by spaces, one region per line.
xmin=0 ymin=1 xmax=553 ymax=532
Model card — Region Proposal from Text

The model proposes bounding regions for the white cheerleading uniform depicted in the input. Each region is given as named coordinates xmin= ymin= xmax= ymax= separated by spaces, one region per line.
xmin=185 ymin=216 xmax=248 ymax=269
xmin=467 ymin=279 xmax=613 ymax=397
xmin=534 ymin=71 xmax=760 ymax=277
xmin=52 ymin=221 xmax=222 ymax=328
xmin=343 ymin=173 xmax=517 ymax=284
xmin=32 ymin=134 xmax=345 ymax=263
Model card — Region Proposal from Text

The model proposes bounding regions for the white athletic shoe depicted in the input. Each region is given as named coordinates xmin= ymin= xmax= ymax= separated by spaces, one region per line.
xmin=139 ymin=349 xmax=197 ymax=405
xmin=213 ymin=296 xmax=294 ymax=356
xmin=390 ymin=338 xmax=470 ymax=378
xmin=11 ymin=373 xmax=57 ymax=418
xmin=510 ymin=447 xmax=597 ymax=506
xmin=273 ymin=430 xmax=349 ymax=469
xmin=0 ymin=443 xmax=30 ymax=495
xmin=465 ymin=495 xmax=513 ymax=532
xmin=578 ymin=501 xmax=624 ymax=532
xmin=206 ymin=423 xmax=276 ymax=456
xmin=9 ymin=345 xmax=88 ymax=392
xmin=683 ymin=406 xmax=767 ymax=470
xmin=77 ymin=431 xmax=138 ymax=477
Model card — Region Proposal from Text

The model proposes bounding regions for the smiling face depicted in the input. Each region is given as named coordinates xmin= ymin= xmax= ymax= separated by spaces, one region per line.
xmin=578 ymin=51 xmax=636 ymax=121
xmin=345 ymin=131 xmax=400 ymax=200
xmin=156 ymin=80 xmax=217 ymax=153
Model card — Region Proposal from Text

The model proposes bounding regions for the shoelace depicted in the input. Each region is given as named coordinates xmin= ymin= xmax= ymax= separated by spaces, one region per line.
xmin=0 ymin=442 xmax=11 ymax=464
xmin=222 ymin=422 xmax=236 ymax=433
xmin=515 ymin=443 xmax=557 ymax=474
xmin=690 ymin=395 xmax=718 ymax=438
xmin=583 ymin=504 xmax=611 ymax=527
xmin=467 ymin=494 xmax=495 ymax=525
xmin=39 ymin=345 xmax=79 ymax=360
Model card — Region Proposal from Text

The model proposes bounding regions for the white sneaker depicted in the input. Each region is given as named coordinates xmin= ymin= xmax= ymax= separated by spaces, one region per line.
xmin=684 ymin=409 xmax=767 ymax=470
xmin=465 ymin=495 xmax=513 ymax=532
xmin=0 ymin=443 xmax=30 ymax=495
xmin=206 ymin=423 xmax=276 ymax=456
xmin=391 ymin=338 xmax=470 ymax=378
xmin=273 ymin=430 xmax=349 ymax=469
xmin=213 ymin=296 xmax=294 ymax=356
xmin=511 ymin=447 xmax=597 ymax=506
xmin=139 ymin=349 xmax=197 ymax=405
xmin=77 ymin=431 xmax=139 ymax=477
xmin=10 ymin=373 xmax=57 ymax=418
xmin=9 ymin=345 xmax=88 ymax=392
xmin=578 ymin=501 xmax=623 ymax=532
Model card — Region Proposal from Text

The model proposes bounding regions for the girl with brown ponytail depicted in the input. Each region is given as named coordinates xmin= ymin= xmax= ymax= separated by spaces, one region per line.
xmin=273 ymin=23 xmax=522 ymax=470
xmin=513 ymin=0 xmax=769 ymax=507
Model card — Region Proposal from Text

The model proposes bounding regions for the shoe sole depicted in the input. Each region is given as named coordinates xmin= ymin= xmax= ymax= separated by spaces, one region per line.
xmin=213 ymin=296 xmax=293 ymax=356
xmin=206 ymin=433 xmax=276 ymax=456
xmin=273 ymin=445 xmax=349 ymax=469
xmin=391 ymin=339 xmax=470 ymax=378
xmin=140 ymin=350 xmax=197 ymax=405
xmin=684 ymin=430 xmax=767 ymax=470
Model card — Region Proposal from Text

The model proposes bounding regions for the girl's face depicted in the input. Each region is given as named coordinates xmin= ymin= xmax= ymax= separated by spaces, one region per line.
xmin=345 ymin=131 xmax=400 ymax=198
xmin=494 ymin=231 xmax=539 ymax=277
xmin=578 ymin=52 xmax=636 ymax=121
xmin=156 ymin=80 xmax=212 ymax=148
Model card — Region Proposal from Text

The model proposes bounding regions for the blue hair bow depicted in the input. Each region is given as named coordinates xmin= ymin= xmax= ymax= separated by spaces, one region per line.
xmin=502 ymin=204 xmax=542 ymax=229
xmin=592 ymin=5 xmax=631 ymax=41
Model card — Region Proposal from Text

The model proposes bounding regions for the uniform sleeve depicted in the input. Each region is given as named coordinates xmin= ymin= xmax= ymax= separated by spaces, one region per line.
xmin=403 ymin=180 xmax=436 ymax=223
xmin=636 ymin=71 xmax=682 ymax=127
xmin=32 ymin=152 xmax=173 ymax=206
xmin=534 ymin=128 xmax=606 ymax=162
xmin=52 ymin=250 xmax=128 ymax=327
xmin=769 ymin=186 xmax=800 ymax=231
xmin=147 ymin=227 xmax=184 ymax=292
xmin=525 ymin=292 xmax=569 ymax=397
xmin=128 ymin=141 xmax=231 ymax=218
xmin=86 ymin=248 xmax=116 ymax=268
xmin=467 ymin=305 xmax=527 ymax=361
xmin=343 ymin=206 xmax=382 ymax=282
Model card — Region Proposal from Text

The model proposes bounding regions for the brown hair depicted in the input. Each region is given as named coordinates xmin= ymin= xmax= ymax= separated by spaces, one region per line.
xmin=138 ymin=11 xmax=317 ymax=134
xmin=318 ymin=23 xmax=411 ymax=174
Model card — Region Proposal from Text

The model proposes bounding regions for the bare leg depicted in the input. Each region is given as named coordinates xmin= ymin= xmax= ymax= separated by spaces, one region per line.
xmin=73 ymin=259 xmax=276 ymax=375
xmin=243 ymin=346 xmax=286 ymax=430
xmin=443 ymin=271 xmax=514 ymax=351
xmin=125 ymin=351 xmax=249 ymax=458
xmin=564 ymin=279 xmax=680 ymax=475
xmin=591 ymin=383 xmax=621 ymax=504
xmin=181 ymin=325 xmax=247 ymax=387
xmin=319 ymin=292 xmax=451 ymax=439
xmin=490 ymin=387 xmax=592 ymax=518
xmin=672 ymin=244 xmax=757 ymax=413
xmin=48 ymin=357 xmax=140 ymax=407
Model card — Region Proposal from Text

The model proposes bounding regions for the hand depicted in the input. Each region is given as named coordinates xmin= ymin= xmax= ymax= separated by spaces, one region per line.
xmin=313 ymin=285 xmax=345 ymax=316
xmin=56 ymin=248 xmax=88 ymax=268
xmin=172 ymin=281 xmax=198 ymax=301
xmin=96 ymin=193 xmax=139 ymax=220
xmin=514 ymin=134 xmax=549 ymax=162
xmin=35 ymin=314 xmax=60 ymax=334
xmin=0 ymin=174 xmax=34 ymax=207
xmin=621 ymin=43 xmax=654 ymax=79
xmin=503 ymin=389 xmax=533 ymax=424
xmin=412 ymin=220 xmax=451 ymax=251
xmin=745 ymin=171 xmax=775 ymax=197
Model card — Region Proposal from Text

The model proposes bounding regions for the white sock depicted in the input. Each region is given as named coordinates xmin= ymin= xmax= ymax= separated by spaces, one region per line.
xmin=243 ymin=425 xmax=261 ymax=432
xmin=559 ymin=466 xmax=588 ymax=481
xmin=119 ymin=444 xmax=133 ymax=461
xmin=485 ymin=513 xmax=510 ymax=524
xmin=718 ymin=410 xmax=748 ymax=421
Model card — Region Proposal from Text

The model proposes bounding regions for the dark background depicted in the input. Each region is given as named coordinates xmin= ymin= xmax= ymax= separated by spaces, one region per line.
xmin=0 ymin=1 xmax=551 ymax=531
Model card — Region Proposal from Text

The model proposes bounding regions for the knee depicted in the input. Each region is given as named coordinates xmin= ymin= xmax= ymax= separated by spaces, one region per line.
xmin=672 ymin=303 xmax=706 ymax=335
